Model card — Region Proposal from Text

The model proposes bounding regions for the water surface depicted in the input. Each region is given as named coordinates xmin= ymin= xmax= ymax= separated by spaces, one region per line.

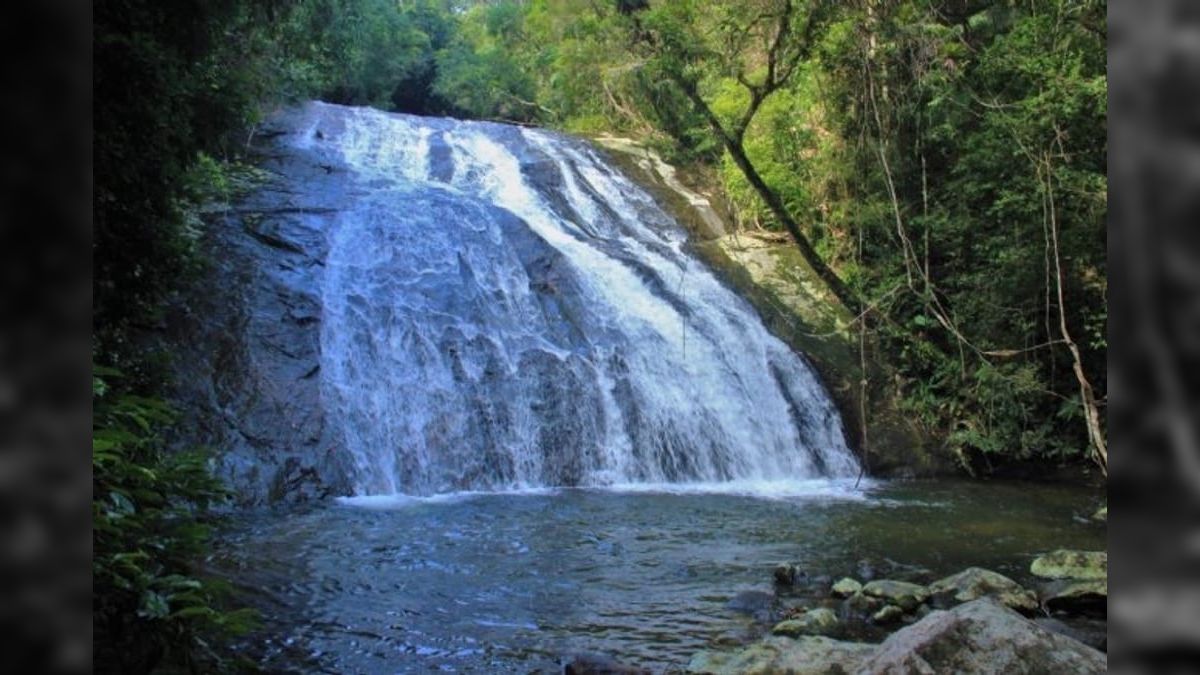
xmin=215 ymin=479 xmax=1104 ymax=672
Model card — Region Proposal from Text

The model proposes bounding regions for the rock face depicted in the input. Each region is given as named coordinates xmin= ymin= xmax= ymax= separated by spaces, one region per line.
xmin=1030 ymin=550 xmax=1107 ymax=580
xmin=928 ymin=567 xmax=1039 ymax=613
xmin=861 ymin=580 xmax=930 ymax=611
xmin=688 ymin=636 xmax=874 ymax=675
xmin=860 ymin=599 xmax=1106 ymax=674
xmin=772 ymin=608 xmax=839 ymax=637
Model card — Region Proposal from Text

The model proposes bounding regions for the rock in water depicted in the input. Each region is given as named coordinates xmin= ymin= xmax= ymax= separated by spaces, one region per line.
xmin=771 ymin=608 xmax=839 ymax=637
xmin=830 ymin=577 xmax=862 ymax=598
xmin=861 ymin=580 xmax=931 ymax=612
xmin=1030 ymin=550 xmax=1107 ymax=580
xmin=860 ymin=598 xmax=1106 ymax=674
xmin=1041 ymin=578 xmax=1108 ymax=617
xmin=688 ymin=636 xmax=874 ymax=675
xmin=871 ymin=605 xmax=905 ymax=625
xmin=773 ymin=563 xmax=799 ymax=586
xmin=927 ymin=567 xmax=1039 ymax=613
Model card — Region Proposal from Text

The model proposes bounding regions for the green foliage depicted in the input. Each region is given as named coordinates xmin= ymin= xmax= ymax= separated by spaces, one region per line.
xmin=93 ymin=370 xmax=256 ymax=672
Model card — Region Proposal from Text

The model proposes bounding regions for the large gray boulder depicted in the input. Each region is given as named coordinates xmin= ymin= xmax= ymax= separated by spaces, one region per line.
xmin=927 ymin=567 xmax=1039 ymax=613
xmin=688 ymin=636 xmax=873 ymax=675
xmin=860 ymin=598 xmax=1107 ymax=674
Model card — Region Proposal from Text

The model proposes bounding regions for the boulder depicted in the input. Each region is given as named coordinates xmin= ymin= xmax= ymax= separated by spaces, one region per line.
xmin=1041 ymin=578 xmax=1108 ymax=617
xmin=872 ymin=605 xmax=905 ymax=625
xmin=861 ymin=580 xmax=930 ymax=612
xmin=1030 ymin=550 xmax=1107 ymax=580
xmin=927 ymin=567 xmax=1039 ymax=613
xmin=859 ymin=598 xmax=1106 ymax=674
xmin=830 ymin=577 xmax=862 ymax=598
xmin=771 ymin=608 xmax=839 ymax=637
xmin=688 ymin=636 xmax=873 ymax=675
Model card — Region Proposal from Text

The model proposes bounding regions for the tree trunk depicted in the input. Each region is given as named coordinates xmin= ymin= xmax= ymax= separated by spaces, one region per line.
xmin=671 ymin=74 xmax=860 ymax=314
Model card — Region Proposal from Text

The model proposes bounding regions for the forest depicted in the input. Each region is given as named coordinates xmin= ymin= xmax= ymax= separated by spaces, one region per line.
xmin=94 ymin=0 xmax=1106 ymax=670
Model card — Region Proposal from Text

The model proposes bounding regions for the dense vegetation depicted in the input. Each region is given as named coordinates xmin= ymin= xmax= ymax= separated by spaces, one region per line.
xmin=94 ymin=0 xmax=1105 ymax=669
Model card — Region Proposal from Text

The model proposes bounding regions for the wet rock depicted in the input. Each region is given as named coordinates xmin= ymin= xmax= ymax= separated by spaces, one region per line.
xmin=927 ymin=567 xmax=1038 ymax=613
xmin=1030 ymin=550 xmax=1107 ymax=580
xmin=859 ymin=598 xmax=1106 ymax=674
xmin=687 ymin=636 xmax=873 ymax=675
xmin=771 ymin=608 xmax=839 ymax=637
xmin=861 ymin=580 xmax=930 ymax=612
xmin=872 ymin=605 xmax=905 ymax=625
xmin=830 ymin=577 xmax=862 ymax=598
xmin=563 ymin=653 xmax=651 ymax=674
xmin=773 ymin=563 xmax=799 ymax=586
xmin=845 ymin=591 xmax=884 ymax=614
xmin=1041 ymin=578 xmax=1108 ymax=617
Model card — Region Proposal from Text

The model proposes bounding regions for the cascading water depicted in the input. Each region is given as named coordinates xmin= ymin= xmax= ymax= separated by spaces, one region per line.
xmin=292 ymin=102 xmax=858 ymax=496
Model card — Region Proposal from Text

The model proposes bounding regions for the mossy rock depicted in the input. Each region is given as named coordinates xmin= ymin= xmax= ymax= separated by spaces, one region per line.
xmin=861 ymin=580 xmax=931 ymax=612
xmin=927 ymin=567 xmax=1038 ymax=613
xmin=771 ymin=608 xmax=840 ymax=637
xmin=1030 ymin=550 xmax=1107 ymax=580
xmin=830 ymin=577 xmax=862 ymax=598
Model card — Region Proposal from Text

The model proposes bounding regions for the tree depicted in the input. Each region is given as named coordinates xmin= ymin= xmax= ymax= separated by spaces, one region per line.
xmin=617 ymin=0 xmax=860 ymax=312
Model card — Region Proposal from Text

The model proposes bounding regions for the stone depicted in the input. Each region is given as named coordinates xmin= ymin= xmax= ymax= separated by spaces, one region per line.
xmin=687 ymin=636 xmax=874 ymax=675
xmin=861 ymin=580 xmax=931 ymax=612
xmin=1041 ymin=578 xmax=1108 ymax=617
xmin=1030 ymin=550 xmax=1107 ymax=580
xmin=774 ymin=563 xmax=798 ymax=586
xmin=927 ymin=567 xmax=1039 ymax=613
xmin=1092 ymin=505 xmax=1107 ymax=522
xmin=771 ymin=608 xmax=839 ymax=637
xmin=859 ymin=598 xmax=1106 ymax=674
xmin=872 ymin=605 xmax=905 ymax=624
xmin=830 ymin=577 xmax=862 ymax=598
xmin=846 ymin=591 xmax=884 ymax=614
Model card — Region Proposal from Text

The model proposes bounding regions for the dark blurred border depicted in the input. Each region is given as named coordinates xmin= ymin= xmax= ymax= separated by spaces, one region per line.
xmin=0 ymin=0 xmax=92 ymax=673
xmin=1109 ymin=0 xmax=1200 ymax=670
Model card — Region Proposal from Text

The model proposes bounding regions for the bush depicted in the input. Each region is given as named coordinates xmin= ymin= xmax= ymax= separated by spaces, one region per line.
xmin=93 ymin=369 xmax=256 ymax=672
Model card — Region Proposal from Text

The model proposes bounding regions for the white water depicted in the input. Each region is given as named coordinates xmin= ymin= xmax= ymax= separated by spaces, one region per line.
xmin=291 ymin=102 xmax=859 ymax=496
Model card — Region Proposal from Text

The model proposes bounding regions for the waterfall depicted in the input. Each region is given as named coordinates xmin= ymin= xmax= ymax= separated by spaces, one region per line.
xmin=291 ymin=102 xmax=858 ymax=496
